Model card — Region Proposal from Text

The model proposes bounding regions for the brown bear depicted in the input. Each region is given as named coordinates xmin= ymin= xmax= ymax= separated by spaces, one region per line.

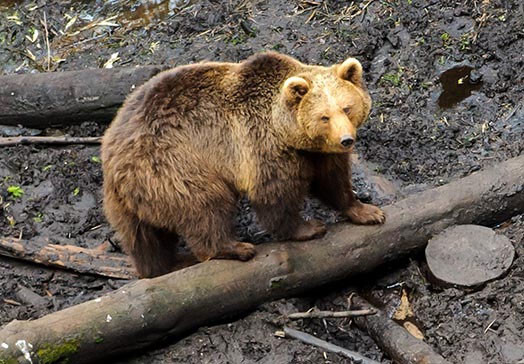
xmin=101 ymin=51 xmax=385 ymax=278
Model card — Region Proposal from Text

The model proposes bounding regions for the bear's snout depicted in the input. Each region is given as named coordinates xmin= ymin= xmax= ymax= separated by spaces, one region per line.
xmin=340 ymin=135 xmax=354 ymax=148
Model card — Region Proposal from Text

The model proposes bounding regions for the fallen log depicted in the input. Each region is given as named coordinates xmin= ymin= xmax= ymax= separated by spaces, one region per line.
xmin=353 ymin=296 xmax=450 ymax=364
xmin=0 ymin=155 xmax=523 ymax=364
xmin=0 ymin=136 xmax=101 ymax=147
xmin=0 ymin=237 xmax=135 ymax=280
xmin=0 ymin=66 xmax=165 ymax=128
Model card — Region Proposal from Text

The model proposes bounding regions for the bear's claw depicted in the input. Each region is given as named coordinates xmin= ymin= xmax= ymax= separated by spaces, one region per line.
xmin=346 ymin=202 xmax=386 ymax=225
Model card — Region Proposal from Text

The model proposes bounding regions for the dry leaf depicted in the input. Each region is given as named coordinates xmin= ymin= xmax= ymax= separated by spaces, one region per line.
xmin=404 ymin=321 xmax=424 ymax=340
xmin=51 ymin=55 xmax=66 ymax=64
xmin=7 ymin=12 xmax=22 ymax=25
xmin=274 ymin=330 xmax=285 ymax=338
xmin=25 ymin=28 xmax=39 ymax=43
xmin=25 ymin=49 xmax=36 ymax=61
xmin=103 ymin=52 xmax=120 ymax=68
xmin=149 ymin=41 xmax=159 ymax=54
xmin=64 ymin=15 xmax=77 ymax=33
xmin=392 ymin=288 xmax=414 ymax=321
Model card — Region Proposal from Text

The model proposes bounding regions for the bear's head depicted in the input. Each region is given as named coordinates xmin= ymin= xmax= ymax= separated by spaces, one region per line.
xmin=279 ymin=57 xmax=371 ymax=153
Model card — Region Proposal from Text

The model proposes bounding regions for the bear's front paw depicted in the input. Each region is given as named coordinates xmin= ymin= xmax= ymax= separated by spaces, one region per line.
xmin=234 ymin=242 xmax=257 ymax=261
xmin=292 ymin=219 xmax=327 ymax=241
xmin=345 ymin=202 xmax=385 ymax=225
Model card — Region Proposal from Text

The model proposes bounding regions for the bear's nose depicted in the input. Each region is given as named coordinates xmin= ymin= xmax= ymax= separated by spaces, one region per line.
xmin=340 ymin=135 xmax=354 ymax=148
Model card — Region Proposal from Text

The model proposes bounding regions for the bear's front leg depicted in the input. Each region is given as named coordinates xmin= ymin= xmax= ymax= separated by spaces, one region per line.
xmin=250 ymin=178 xmax=327 ymax=242
xmin=309 ymin=153 xmax=385 ymax=225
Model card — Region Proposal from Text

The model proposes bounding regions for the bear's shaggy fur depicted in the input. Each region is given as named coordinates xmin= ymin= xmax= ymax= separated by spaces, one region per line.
xmin=101 ymin=51 xmax=385 ymax=278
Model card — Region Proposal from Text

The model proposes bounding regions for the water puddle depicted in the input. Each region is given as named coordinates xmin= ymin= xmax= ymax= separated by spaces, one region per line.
xmin=437 ymin=65 xmax=483 ymax=109
xmin=100 ymin=0 xmax=195 ymax=28
xmin=0 ymin=0 xmax=194 ymax=27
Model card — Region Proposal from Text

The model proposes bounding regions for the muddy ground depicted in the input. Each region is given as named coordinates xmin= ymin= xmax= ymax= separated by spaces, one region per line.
xmin=0 ymin=0 xmax=523 ymax=363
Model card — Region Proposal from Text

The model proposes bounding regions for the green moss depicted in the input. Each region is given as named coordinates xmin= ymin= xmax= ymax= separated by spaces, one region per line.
xmin=269 ymin=276 xmax=286 ymax=289
xmin=36 ymin=339 xmax=79 ymax=364
xmin=381 ymin=72 xmax=401 ymax=87
xmin=0 ymin=358 xmax=18 ymax=364
xmin=94 ymin=337 xmax=104 ymax=344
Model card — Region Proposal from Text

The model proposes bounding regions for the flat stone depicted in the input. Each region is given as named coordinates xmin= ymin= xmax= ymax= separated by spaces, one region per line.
xmin=426 ymin=224 xmax=515 ymax=287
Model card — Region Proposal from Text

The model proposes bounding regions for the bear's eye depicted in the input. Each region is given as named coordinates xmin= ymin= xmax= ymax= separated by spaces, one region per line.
xmin=321 ymin=116 xmax=330 ymax=123
xmin=343 ymin=107 xmax=351 ymax=114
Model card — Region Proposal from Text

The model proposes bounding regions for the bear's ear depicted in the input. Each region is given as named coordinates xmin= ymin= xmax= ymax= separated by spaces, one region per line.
xmin=282 ymin=76 xmax=310 ymax=104
xmin=337 ymin=58 xmax=363 ymax=85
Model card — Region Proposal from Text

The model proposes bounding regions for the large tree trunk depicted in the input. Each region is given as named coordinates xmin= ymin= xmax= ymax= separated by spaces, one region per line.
xmin=0 ymin=66 xmax=164 ymax=128
xmin=0 ymin=155 xmax=523 ymax=364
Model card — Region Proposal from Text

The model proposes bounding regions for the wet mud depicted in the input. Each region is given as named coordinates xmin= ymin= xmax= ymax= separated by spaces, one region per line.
xmin=0 ymin=0 xmax=523 ymax=363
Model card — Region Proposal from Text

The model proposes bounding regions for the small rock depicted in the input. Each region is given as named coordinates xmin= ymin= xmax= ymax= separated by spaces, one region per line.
xmin=0 ymin=124 xmax=42 ymax=137
xmin=469 ymin=69 xmax=483 ymax=84
xmin=425 ymin=225 xmax=515 ymax=288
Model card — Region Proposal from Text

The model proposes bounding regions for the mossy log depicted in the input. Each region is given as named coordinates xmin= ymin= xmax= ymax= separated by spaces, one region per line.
xmin=0 ymin=66 xmax=165 ymax=128
xmin=0 ymin=155 xmax=523 ymax=364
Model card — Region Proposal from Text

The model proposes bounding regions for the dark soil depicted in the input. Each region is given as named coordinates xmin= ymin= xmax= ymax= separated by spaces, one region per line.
xmin=1 ymin=0 xmax=523 ymax=363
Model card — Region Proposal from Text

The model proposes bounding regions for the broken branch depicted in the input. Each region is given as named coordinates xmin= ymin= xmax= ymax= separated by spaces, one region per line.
xmin=352 ymin=296 xmax=451 ymax=364
xmin=0 ymin=237 xmax=135 ymax=280
xmin=288 ymin=309 xmax=376 ymax=319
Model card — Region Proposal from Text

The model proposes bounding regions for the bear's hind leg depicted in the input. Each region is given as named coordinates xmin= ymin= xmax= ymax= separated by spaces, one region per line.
xmin=176 ymin=182 xmax=256 ymax=262
xmin=182 ymin=213 xmax=256 ymax=262
xmin=250 ymin=177 xmax=326 ymax=242
xmin=132 ymin=223 xmax=180 ymax=278
xmin=213 ymin=241 xmax=256 ymax=261
xmin=110 ymin=209 xmax=179 ymax=278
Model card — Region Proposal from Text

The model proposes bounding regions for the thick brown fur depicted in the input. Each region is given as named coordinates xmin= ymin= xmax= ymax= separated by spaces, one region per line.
xmin=101 ymin=51 xmax=385 ymax=278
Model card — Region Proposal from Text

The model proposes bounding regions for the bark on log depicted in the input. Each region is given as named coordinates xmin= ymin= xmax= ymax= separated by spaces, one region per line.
xmin=0 ymin=155 xmax=523 ymax=364
xmin=0 ymin=66 xmax=165 ymax=128
xmin=352 ymin=296 xmax=450 ymax=364
xmin=0 ymin=237 xmax=135 ymax=280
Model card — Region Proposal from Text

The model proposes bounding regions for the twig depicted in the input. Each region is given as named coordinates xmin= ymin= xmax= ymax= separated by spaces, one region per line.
xmin=484 ymin=318 xmax=497 ymax=334
xmin=283 ymin=327 xmax=381 ymax=364
xmin=288 ymin=309 xmax=376 ymax=319
xmin=63 ymin=33 xmax=107 ymax=49
xmin=3 ymin=299 xmax=22 ymax=306
xmin=43 ymin=11 xmax=51 ymax=71
xmin=502 ymin=101 xmax=522 ymax=124
xmin=0 ymin=136 xmax=101 ymax=147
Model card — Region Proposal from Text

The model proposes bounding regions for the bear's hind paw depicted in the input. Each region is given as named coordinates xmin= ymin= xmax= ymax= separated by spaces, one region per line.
xmin=214 ymin=242 xmax=256 ymax=261
xmin=291 ymin=219 xmax=327 ymax=241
